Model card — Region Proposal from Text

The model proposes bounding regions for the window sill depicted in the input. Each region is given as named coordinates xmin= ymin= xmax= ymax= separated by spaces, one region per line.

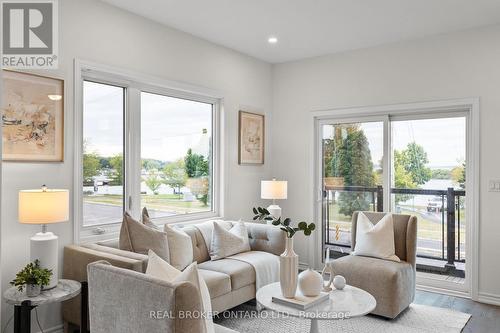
xmin=77 ymin=214 xmax=223 ymax=244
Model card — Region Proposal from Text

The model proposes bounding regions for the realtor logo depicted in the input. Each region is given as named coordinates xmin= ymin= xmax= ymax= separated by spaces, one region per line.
xmin=2 ymin=0 xmax=58 ymax=68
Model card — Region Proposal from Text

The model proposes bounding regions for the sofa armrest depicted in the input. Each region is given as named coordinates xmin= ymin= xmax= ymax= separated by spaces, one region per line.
xmin=87 ymin=261 xmax=204 ymax=333
xmin=62 ymin=245 xmax=145 ymax=327
xmin=246 ymin=222 xmax=286 ymax=256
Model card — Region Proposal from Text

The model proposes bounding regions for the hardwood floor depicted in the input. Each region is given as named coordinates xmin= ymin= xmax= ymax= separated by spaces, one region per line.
xmin=414 ymin=290 xmax=500 ymax=332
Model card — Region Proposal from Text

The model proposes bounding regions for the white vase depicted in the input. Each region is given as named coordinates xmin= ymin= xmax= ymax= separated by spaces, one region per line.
xmin=298 ymin=268 xmax=323 ymax=297
xmin=280 ymin=237 xmax=298 ymax=298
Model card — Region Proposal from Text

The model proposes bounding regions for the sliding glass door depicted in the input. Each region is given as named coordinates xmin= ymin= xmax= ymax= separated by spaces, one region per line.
xmin=320 ymin=113 xmax=467 ymax=280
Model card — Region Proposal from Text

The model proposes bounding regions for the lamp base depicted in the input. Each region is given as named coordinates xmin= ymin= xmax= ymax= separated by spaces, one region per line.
xmin=30 ymin=231 xmax=58 ymax=289
xmin=267 ymin=204 xmax=282 ymax=220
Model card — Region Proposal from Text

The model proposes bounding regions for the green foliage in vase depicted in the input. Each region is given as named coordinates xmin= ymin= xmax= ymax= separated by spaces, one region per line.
xmin=252 ymin=207 xmax=316 ymax=238
xmin=10 ymin=260 xmax=52 ymax=292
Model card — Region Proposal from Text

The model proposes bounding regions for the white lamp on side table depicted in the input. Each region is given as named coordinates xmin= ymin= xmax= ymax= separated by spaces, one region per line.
xmin=18 ymin=185 xmax=69 ymax=289
xmin=261 ymin=179 xmax=287 ymax=219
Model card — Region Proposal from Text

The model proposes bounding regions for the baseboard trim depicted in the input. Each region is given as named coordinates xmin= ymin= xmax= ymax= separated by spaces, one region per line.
xmin=477 ymin=292 xmax=500 ymax=306
xmin=416 ymin=283 xmax=470 ymax=299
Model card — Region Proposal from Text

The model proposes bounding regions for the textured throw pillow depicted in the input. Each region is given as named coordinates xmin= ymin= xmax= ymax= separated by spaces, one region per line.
xmin=119 ymin=212 xmax=170 ymax=262
xmin=210 ymin=221 xmax=251 ymax=260
xmin=141 ymin=207 xmax=159 ymax=229
xmin=146 ymin=250 xmax=214 ymax=333
xmin=164 ymin=224 xmax=194 ymax=270
xmin=352 ymin=212 xmax=400 ymax=262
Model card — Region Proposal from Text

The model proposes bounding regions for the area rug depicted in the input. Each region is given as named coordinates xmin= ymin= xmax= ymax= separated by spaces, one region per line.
xmin=214 ymin=303 xmax=471 ymax=333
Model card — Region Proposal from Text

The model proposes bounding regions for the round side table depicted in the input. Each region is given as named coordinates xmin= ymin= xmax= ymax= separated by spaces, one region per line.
xmin=4 ymin=279 xmax=81 ymax=333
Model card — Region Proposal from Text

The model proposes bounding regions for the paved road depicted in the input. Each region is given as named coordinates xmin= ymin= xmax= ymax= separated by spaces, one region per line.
xmin=83 ymin=202 xmax=176 ymax=226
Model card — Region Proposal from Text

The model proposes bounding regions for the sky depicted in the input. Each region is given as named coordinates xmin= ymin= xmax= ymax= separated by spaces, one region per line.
xmin=323 ymin=117 xmax=466 ymax=169
xmin=84 ymin=80 xmax=465 ymax=168
xmin=83 ymin=81 xmax=212 ymax=161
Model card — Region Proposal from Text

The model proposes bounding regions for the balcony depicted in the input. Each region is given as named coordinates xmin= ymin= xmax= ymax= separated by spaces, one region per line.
xmin=323 ymin=185 xmax=465 ymax=277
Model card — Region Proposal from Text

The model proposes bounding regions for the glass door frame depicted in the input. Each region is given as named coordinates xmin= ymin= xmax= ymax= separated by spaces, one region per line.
xmin=312 ymin=98 xmax=479 ymax=298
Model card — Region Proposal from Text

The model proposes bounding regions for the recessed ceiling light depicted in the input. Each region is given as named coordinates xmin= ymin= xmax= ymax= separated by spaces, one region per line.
xmin=268 ymin=36 xmax=278 ymax=44
xmin=48 ymin=94 xmax=62 ymax=101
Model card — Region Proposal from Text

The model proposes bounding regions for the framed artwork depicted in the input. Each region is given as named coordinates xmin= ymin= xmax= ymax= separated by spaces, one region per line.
xmin=238 ymin=111 xmax=265 ymax=165
xmin=2 ymin=70 xmax=64 ymax=162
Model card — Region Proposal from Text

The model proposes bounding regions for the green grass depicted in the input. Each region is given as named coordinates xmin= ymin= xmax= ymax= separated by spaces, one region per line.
xmin=84 ymin=194 xmax=209 ymax=213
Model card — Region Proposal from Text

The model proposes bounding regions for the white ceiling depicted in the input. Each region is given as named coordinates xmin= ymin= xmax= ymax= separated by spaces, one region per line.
xmin=101 ymin=0 xmax=500 ymax=63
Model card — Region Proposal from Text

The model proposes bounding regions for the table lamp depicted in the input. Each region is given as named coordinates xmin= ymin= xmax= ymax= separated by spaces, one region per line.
xmin=261 ymin=179 xmax=288 ymax=219
xmin=19 ymin=185 xmax=69 ymax=289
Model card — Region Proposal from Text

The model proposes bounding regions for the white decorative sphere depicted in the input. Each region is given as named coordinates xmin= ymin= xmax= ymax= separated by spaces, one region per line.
xmin=298 ymin=268 xmax=323 ymax=297
xmin=333 ymin=275 xmax=346 ymax=290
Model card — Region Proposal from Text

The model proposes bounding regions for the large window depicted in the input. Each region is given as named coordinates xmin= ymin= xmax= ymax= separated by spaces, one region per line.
xmin=82 ymin=81 xmax=125 ymax=226
xmin=140 ymin=92 xmax=214 ymax=219
xmin=79 ymin=66 xmax=220 ymax=233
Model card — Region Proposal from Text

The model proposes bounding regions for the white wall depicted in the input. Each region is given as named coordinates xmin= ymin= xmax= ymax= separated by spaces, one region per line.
xmin=0 ymin=0 xmax=273 ymax=330
xmin=271 ymin=25 xmax=500 ymax=302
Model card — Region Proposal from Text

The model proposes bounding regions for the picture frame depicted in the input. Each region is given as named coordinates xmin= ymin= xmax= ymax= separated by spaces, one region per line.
xmin=2 ymin=70 xmax=64 ymax=162
xmin=238 ymin=110 xmax=265 ymax=165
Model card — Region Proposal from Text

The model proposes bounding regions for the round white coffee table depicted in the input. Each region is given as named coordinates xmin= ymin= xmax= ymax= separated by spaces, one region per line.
xmin=256 ymin=282 xmax=376 ymax=333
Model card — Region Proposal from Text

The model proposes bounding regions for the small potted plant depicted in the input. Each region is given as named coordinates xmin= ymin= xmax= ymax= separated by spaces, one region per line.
xmin=10 ymin=260 xmax=52 ymax=297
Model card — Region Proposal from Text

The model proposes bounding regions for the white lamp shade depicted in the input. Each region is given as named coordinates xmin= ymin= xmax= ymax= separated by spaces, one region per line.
xmin=261 ymin=180 xmax=288 ymax=200
xmin=19 ymin=189 xmax=69 ymax=224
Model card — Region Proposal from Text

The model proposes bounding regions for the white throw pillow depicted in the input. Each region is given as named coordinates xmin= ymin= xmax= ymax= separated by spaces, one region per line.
xmin=146 ymin=250 xmax=214 ymax=333
xmin=210 ymin=221 xmax=251 ymax=260
xmin=164 ymin=224 xmax=194 ymax=270
xmin=352 ymin=212 xmax=400 ymax=262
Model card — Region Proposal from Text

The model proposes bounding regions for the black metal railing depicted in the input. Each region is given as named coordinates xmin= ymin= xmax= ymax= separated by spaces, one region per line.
xmin=323 ymin=185 xmax=465 ymax=267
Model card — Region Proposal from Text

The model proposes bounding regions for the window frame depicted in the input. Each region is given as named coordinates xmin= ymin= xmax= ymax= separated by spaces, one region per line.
xmin=312 ymin=98 xmax=480 ymax=298
xmin=74 ymin=60 xmax=223 ymax=242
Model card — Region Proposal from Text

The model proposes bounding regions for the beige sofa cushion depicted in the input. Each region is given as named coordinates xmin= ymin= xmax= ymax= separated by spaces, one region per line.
xmin=199 ymin=258 xmax=256 ymax=290
xmin=182 ymin=226 xmax=210 ymax=263
xmin=119 ymin=212 xmax=170 ymax=262
xmin=210 ymin=221 xmax=251 ymax=260
xmin=162 ymin=224 xmax=194 ymax=270
xmin=146 ymin=250 xmax=214 ymax=333
xmin=332 ymin=254 xmax=415 ymax=318
xmin=141 ymin=207 xmax=159 ymax=229
xmin=199 ymin=269 xmax=231 ymax=298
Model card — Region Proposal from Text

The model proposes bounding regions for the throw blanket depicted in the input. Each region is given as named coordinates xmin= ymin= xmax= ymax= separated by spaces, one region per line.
xmin=228 ymin=251 xmax=279 ymax=290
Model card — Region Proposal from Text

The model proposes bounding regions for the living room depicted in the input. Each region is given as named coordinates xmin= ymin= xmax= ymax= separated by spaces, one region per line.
xmin=1 ymin=0 xmax=500 ymax=332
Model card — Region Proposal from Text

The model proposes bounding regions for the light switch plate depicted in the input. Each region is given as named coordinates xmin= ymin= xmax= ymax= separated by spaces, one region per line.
xmin=489 ymin=180 xmax=500 ymax=192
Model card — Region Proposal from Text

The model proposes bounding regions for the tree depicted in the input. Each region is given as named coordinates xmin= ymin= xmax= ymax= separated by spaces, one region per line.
xmin=163 ymin=159 xmax=187 ymax=198
xmin=184 ymin=149 xmax=209 ymax=178
xmin=399 ymin=142 xmax=431 ymax=186
xmin=143 ymin=170 xmax=163 ymax=195
xmin=451 ymin=161 xmax=466 ymax=189
xmin=431 ymin=169 xmax=451 ymax=179
xmin=142 ymin=159 xmax=163 ymax=171
xmin=393 ymin=150 xmax=417 ymax=204
xmin=323 ymin=125 xmax=376 ymax=217
xmin=83 ymin=141 xmax=101 ymax=183
xmin=186 ymin=177 xmax=209 ymax=206
xmin=109 ymin=154 xmax=123 ymax=185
